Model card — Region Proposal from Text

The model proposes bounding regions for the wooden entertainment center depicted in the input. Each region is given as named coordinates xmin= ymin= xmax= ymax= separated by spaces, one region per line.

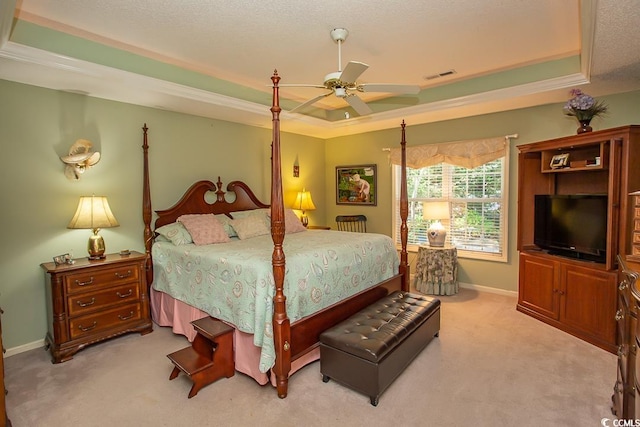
xmin=517 ymin=126 xmax=640 ymax=354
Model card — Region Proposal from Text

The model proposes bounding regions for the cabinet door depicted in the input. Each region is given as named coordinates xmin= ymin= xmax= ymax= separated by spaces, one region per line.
xmin=560 ymin=264 xmax=616 ymax=342
xmin=518 ymin=253 xmax=559 ymax=319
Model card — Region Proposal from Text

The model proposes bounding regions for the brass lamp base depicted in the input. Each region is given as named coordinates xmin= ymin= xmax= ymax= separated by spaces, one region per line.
xmin=88 ymin=229 xmax=106 ymax=260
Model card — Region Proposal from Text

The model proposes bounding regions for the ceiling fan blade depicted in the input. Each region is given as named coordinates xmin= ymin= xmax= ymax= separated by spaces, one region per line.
xmin=339 ymin=61 xmax=369 ymax=84
xmin=345 ymin=94 xmax=373 ymax=116
xmin=279 ymin=83 xmax=328 ymax=89
xmin=358 ymin=83 xmax=421 ymax=94
xmin=289 ymin=91 xmax=333 ymax=113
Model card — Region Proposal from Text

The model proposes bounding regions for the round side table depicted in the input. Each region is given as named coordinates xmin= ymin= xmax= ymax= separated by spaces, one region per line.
xmin=413 ymin=245 xmax=458 ymax=295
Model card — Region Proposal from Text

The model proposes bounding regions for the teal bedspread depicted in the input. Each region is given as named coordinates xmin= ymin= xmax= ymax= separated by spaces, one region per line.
xmin=152 ymin=230 xmax=399 ymax=372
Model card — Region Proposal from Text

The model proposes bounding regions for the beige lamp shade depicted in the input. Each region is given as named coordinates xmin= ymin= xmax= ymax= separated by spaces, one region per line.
xmin=293 ymin=189 xmax=316 ymax=226
xmin=68 ymin=196 xmax=119 ymax=259
xmin=294 ymin=190 xmax=316 ymax=212
xmin=422 ymin=201 xmax=449 ymax=220
xmin=423 ymin=201 xmax=450 ymax=247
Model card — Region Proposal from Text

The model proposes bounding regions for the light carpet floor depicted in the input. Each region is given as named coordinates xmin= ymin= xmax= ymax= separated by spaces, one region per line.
xmin=4 ymin=288 xmax=617 ymax=426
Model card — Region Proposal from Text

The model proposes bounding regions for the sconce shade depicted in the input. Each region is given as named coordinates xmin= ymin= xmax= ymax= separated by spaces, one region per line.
xmin=293 ymin=189 xmax=316 ymax=227
xmin=68 ymin=196 xmax=119 ymax=259
xmin=60 ymin=139 xmax=101 ymax=180
xmin=423 ymin=201 xmax=450 ymax=247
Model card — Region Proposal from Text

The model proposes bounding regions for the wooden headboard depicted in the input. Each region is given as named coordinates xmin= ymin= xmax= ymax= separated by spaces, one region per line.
xmin=154 ymin=177 xmax=269 ymax=229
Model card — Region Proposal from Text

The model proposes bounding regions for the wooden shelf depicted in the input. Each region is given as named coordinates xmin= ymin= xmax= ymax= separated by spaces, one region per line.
xmin=517 ymin=126 xmax=640 ymax=362
xmin=540 ymin=140 xmax=609 ymax=174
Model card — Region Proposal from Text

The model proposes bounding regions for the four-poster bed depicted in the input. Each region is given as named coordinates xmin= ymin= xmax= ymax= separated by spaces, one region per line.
xmin=141 ymin=71 xmax=410 ymax=398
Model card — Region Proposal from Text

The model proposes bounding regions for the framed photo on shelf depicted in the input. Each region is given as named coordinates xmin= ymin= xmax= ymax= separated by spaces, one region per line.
xmin=336 ymin=165 xmax=377 ymax=206
xmin=53 ymin=253 xmax=74 ymax=266
xmin=550 ymin=153 xmax=569 ymax=169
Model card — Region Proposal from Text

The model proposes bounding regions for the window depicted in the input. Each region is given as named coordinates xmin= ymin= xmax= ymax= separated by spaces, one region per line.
xmin=393 ymin=156 xmax=508 ymax=262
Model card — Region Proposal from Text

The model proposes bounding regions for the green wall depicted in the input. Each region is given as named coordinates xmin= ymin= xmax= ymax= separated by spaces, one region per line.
xmin=2 ymin=76 xmax=639 ymax=352
xmin=0 ymin=79 xmax=324 ymax=350
xmin=326 ymin=90 xmax=640 ymax=292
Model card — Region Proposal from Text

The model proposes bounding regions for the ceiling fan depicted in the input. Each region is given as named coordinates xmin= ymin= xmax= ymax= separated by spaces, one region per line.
xmin=283 ymin=28 xmax=421 ymax=116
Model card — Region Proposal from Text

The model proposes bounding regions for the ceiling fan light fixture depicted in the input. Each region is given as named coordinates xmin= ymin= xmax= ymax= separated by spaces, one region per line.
xmin=285 ymin=27 xmax=420 ymax=116
xmin=330 ymin=28 xmax=349 ymax=43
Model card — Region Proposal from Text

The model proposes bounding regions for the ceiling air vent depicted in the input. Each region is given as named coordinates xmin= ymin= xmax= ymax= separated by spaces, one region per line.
xmin=424 ymin=69 xmax=457 ymax=80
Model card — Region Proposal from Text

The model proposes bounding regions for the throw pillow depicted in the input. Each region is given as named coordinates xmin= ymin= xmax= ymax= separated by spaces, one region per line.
xmin=155 ymin=222 xmax=193 ymax=245
xmin=178 ymin=214 xmax=230 ymax=245
xmin=230 ymin=213 xmax=270 ymax=240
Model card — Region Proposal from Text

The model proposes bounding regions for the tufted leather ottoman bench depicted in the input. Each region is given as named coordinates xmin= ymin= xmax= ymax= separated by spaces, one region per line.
xmin=319 ymin=291 xmax=440 ymax=406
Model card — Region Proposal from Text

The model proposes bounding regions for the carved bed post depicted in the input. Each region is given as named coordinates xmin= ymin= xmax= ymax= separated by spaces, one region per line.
xmin=269 ymin=70 xmax=291 ymax=398
xmin=142 ymin=123 xmax=154 ymax=289
xmin=399 ymin=121 xmax=410 ymax=292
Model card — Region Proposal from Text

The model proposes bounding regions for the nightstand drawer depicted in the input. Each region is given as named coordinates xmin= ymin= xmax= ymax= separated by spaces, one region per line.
xmin=67 ymin=283 xmax=141 ymax=317
xmin=69 ymin=303 xmax=142 ymax=340
xmin=64 ymin=264 xmax=139 ymax=294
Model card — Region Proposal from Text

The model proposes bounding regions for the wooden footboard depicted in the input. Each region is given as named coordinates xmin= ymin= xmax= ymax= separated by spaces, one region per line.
xmin=289 ymin=274 xmax=404 ymax=360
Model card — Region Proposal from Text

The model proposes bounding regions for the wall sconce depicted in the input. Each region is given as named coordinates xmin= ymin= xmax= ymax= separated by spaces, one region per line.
xmin=423 ymin=201 xmax=450 ymax=247
xmin=293 ymin=155 xmax=300 ymax=177
xmin=68 ymin=195 xmax=119 ymax=259
xmin=293 ymin=189 xmax=316 ymax=227
xmin=60 ymin=139 xmax=101 ymax=180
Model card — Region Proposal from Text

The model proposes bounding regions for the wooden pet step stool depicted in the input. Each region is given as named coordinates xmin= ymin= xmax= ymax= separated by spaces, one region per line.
xmin=167 ymin=317 xmax=235 ymax=398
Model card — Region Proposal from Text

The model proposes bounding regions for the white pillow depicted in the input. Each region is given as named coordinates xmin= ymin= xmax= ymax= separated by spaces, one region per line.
xmin=230 ymin=213 xmax=270 ymax=240
xmin=267 ymin=209 xmax=307 ymax=234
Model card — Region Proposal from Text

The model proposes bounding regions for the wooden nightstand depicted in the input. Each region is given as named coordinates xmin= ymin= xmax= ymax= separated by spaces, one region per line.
xmin=307 ymin=225 xmax=331 ymax=230
xmin=41 ymin=251 xmax=153 ymax=363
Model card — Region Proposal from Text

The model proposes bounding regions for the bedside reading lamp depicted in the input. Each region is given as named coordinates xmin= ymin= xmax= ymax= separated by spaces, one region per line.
xmin=68 ymin=196 xmax=119 ymax=260
xmin=293 ymin=189 xmax=316 ymax=227
xmin=423 ymin=201 xmax=449 ymax=247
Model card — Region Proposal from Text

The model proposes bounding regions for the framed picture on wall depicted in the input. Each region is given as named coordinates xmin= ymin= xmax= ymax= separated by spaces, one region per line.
xmin=336 ymin=165 xmax=377 ymax=206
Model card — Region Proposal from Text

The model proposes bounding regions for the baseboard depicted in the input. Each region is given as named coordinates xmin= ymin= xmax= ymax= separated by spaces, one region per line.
xmin=409 ymin=273 xmax=517 ymax=298
xmin=5 ymin=338 xmax=45 ymax=358
xmin=458 ymin=281 xmax=517 ymax=297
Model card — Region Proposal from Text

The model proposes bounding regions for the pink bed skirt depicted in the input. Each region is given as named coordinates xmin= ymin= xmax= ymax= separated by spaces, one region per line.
xmin=150 ymin=287 xmax=319 ymax=386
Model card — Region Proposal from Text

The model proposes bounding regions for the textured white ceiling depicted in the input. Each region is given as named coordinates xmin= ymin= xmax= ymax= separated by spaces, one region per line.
xmin=2 ymin=0 xmax=639 ymax=137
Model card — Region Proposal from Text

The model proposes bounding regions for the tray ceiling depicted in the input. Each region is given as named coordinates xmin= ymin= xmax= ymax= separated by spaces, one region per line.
xmin=1 ymin=0 xmax=639 ymax=138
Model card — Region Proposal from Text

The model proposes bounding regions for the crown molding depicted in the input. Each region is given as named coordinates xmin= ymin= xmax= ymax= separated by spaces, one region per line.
xmin=0 ymin=38 xmax=591 ymax=139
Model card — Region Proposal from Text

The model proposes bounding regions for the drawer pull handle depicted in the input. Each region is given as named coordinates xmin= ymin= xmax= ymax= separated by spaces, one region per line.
xmin=118 ymin=311 xmax=134 ymax=321
xmin=78 ymin=321 xmax=97 ymax=332
xmin=614 ymin=380 xmax=623 ymax=393
xmin=75 ymin=277 xmax=94 ymax=286
xmin=76 ymin=298 xmax=96 ymax=307
xmin=115 ymin=270 xmax=132 ymax=279
xmin=618 ymin=345 xmax=628 ymax=357
xmin=615 ymin=309 xmax=624 ymax=322
xmin=116 ymin=289 xmax=133 ymax=298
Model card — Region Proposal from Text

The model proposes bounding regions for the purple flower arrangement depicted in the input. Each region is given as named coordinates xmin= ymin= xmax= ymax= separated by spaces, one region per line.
xmin=563 ymin=89 xmax=607 ymax=121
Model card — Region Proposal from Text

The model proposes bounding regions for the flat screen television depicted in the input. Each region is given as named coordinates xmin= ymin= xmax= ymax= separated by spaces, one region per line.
xmin=533 ymin=194 xmax=608 ymax=263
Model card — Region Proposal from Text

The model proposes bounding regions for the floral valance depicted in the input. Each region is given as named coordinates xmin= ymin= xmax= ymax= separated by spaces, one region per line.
xmin=389 ymin=136 xmax=509 ymax=169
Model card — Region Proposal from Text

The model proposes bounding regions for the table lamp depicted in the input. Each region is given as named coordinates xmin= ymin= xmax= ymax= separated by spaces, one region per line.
xmin=293 ymin=189 xmax=316 ymax=227
xmin=68 ymin=196 xmax=120 ymax=259
xmin=423 ymin=201 xmax=449 ymax=247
